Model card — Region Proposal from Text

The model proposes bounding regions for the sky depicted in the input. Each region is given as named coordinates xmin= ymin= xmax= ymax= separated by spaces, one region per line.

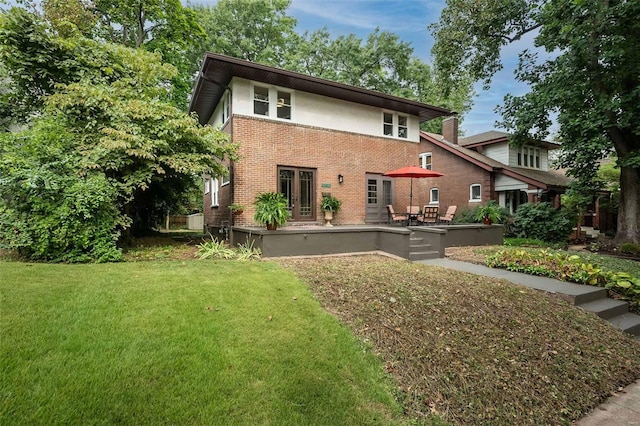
xmin=1 ymin=0 xmax=535 ymax=136
xmin=285 ymin=0 xmax=534 ymax=136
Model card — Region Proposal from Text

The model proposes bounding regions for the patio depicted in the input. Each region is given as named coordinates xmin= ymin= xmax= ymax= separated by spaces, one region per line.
xmin=230 ymin=223 xmax=504 ymax=259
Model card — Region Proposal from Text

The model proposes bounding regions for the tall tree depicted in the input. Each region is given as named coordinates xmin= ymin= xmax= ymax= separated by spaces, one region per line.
xmin=284 ymin=28 xmax=473 ymax=132
xmin=189 ymin=0 xmax=296 ymax=67
xmin=432 ymin=0 xmax=640 ymax=244
xmin=0 ymin=8 xmax=236 ymax=257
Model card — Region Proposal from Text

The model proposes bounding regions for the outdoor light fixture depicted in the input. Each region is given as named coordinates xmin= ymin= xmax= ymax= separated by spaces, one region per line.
xmin=338 ymin=174 xmax=344 ymax=184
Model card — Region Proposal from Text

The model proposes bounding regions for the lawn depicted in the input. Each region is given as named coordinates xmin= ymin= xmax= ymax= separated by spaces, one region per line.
xmin=0 ymin=260 xmax=403 ymax=425
xmin=2 ymin=250 xmax=640 ymax=425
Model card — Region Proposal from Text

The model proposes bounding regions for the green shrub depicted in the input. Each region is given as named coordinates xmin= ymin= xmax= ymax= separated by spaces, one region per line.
xmin=620 ymin=243 xmax=640 ymax=256
xmin=512 ymin=202 xmax=573 ymax=243
xmin=486 ymin=248 xmax=640 ymax=309
xmin=0 ymin=126 xmax=124 ymax=262
xmin=453 ymin=204 xmax=510 ymax=225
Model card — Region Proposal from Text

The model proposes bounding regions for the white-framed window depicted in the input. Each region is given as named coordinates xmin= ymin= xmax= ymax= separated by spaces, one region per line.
xmin=382 ymin=111 xmax=410 ymax=138
xmin=419 ymin=152 xmax=432 ymax=170
xmin=204 ymin=178 xmax=210 ymax=194
xmin=430 ymin=188 xmax=439 ymax=204
xmin=517 ymin=146 xmax=541 ymax=169
xmin=252 ymin=85 xmax=293 ymax=120
xmin=470 ymin=184 xmax=482 ymax=202
xmin=398 ymin=115 xmax=408 ymax=139
xmin=221 ymin=91 xmax=230 ymax=123
xmin=276 ymin=91 xmax=291 ymax=119
xmin=210 ymin=178 xmax=219 ymax=207
xmin=253 ymin=85 xmax=270 ymax=116
xmin=383 ymin=112 xmax=393 ymax=136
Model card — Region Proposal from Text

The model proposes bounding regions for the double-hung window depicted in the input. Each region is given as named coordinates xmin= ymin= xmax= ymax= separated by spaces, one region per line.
xmin=383 ymin=112 xmax=394 ymax=136
xmin=470 ymin=184 xmax=481 ymax=202
xmin=253 ymin=85 xmax=293 ymax=120
xmin=397 ymin=115 xmax=408 ymax=138
xmin=277 ymin=91 xmax=291 ymax=119
xmin=382 ymin=112 xmax=409 ymax=138
xmin=253 ymin=86 xmax=270 ymax=116
xmin=419 ymin=152 xmax=432 ymax=170
xmin=210 ymin=178 xmax=219 ymax=207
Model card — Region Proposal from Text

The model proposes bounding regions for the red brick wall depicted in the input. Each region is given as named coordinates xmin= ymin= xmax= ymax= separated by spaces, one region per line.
xmin=205 ymin=114 xmax=436 ymax=227
xmin=417 ymin=138 xmax=493 ymax=216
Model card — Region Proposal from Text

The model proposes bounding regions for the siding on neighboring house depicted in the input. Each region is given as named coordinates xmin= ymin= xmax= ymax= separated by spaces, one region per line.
xmin=483 ymin=143 xmax=510 ymax=165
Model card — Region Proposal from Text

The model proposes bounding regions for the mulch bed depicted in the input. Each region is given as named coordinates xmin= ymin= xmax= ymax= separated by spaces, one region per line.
xmin=279 ymin=255 xmax=640 ymax=425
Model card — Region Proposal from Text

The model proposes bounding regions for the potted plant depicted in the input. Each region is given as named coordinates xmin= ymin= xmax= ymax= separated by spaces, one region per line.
xmin=321 ymin=195 xmax=342 ymax=227
xmin=229 ymin=203 xmax=245 ymax=216
xmin=253 ymin=192 xmax=289 ymax=230
xmin=475 ymin=200 xmax=502 ymax=225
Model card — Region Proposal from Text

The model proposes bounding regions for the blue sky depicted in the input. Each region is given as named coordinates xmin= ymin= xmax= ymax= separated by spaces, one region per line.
xmin=286 ymin=0 xmax=534 ymax=136
xmin=2 ymin=0 xmax=534 ymax=136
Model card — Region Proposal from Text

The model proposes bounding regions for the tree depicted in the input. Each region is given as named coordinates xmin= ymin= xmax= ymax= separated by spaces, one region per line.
xmin=432 ymin=0 xmax=640 ymax=244
xmin=0 ymin=8 xmax=237 ymax=259
xmin=189 ymin=0 xmax=296 ymax=66
xmin=283 ymin=28 xmax=473 ymax=132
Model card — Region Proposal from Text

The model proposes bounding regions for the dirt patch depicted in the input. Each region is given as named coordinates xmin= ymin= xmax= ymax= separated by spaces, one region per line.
xmin=278 ymin=255 xmax=640 ymax=425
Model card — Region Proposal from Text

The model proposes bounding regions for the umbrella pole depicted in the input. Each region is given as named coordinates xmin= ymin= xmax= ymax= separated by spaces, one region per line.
xmin=409 ymin=177 xmax=413 ymax=226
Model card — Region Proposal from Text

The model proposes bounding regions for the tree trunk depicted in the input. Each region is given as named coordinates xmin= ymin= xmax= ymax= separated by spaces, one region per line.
xmin=614 ymin=165 xmax=640 ymax=244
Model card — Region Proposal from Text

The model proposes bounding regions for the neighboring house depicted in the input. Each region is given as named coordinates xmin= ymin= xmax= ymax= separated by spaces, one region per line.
xmin=419 ymin=119 xmax=571 ymax=215
xmin=189 ymin=53 xmax=452 ymax=231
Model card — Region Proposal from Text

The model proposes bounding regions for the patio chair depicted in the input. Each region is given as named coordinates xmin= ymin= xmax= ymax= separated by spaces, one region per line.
xmin=439 ymin=205 xmax=457 ymax=224
xmin=386 ymin=205 xmax=408 ymax=225
xmin=416 ymin=206 xmax=439 ymax=225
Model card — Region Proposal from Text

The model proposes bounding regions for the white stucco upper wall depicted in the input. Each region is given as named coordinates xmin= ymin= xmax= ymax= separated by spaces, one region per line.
xmin=210 ymin=77 xmax=421 ymax=142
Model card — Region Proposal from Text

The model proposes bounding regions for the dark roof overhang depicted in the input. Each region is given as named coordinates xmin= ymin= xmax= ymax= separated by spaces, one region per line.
xmin=189 ymin=53 xmax=452 ymax=125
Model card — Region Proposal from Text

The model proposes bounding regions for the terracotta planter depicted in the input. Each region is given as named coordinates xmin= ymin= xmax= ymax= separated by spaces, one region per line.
xmin=266 ymin=222 xmax=277 ymax=231
xmin=483 ymin=216 xmax=491 ymax=225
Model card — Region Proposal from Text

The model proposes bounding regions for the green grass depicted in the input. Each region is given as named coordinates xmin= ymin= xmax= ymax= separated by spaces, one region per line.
xmin=0 ymin=260 xmax=403 ymax=425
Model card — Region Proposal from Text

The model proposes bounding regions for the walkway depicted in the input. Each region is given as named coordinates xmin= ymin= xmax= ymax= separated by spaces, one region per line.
xmin=418 ymin=257 xmax=640 ymax=426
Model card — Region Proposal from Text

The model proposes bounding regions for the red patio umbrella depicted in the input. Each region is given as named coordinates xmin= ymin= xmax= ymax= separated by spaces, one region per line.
xmin=384 ymin=166 xmax=444 ymax=218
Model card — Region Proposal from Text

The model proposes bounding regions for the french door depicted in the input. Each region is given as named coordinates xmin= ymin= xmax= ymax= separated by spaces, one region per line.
xmin=278 ymin=167 xmax=316 ymax=222
xmin=365 ymin=173 xmax=393 ymax=223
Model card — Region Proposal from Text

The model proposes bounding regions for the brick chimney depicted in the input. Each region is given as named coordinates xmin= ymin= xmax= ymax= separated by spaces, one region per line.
xmin=442 ymin=116 xmax=459 ymax=145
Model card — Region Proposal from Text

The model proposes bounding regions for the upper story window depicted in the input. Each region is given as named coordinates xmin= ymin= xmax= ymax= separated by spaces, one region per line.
xmin=383 ymin=112 xmax=393 ymax=136
xmin=221 ymin=91 xmax=230 ymax=123
xmin=253 ymin=86 xmax=270 ymax=116
xmin=398 ymin=115 xmax=408 ymax=138
xmin=277 ymin=91 xmax=291 ymax=119
xmin=517 ymin=146 xmax=541 ymax=169
xmin=204 ymin=178 xmax=210 ymax=194
xmin=470 ymin=184 xmax=481 ymax=202
xmin=419 ymin=152 xmax=432 ymax=170
xmin=252 ymin=85 xmax=293 ymax=120
xmin=382 ymin=111 xmax=409 ymax=138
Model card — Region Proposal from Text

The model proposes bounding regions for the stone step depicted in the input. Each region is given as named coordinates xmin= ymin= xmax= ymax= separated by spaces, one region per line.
xmin=608 ymin=313 xmax=640 ymax=337
xmin=409 ymin=250 xmax=440 ymax=261
xmin=577 ymin=298 xmax=630 ymax=320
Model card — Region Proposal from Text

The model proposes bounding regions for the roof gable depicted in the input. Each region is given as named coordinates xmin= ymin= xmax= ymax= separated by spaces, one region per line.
xmin=189 ymin=53 xmax=452 ymax=125
xmin=421 ymin=132 xmax=570 ymax=189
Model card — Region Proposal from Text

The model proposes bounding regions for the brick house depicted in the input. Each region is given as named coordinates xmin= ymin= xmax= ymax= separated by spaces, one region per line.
xmin=418 ymin=120 xmax=570 ymax=216
xmin=189 ymin=53 xmax=453 ymax=231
